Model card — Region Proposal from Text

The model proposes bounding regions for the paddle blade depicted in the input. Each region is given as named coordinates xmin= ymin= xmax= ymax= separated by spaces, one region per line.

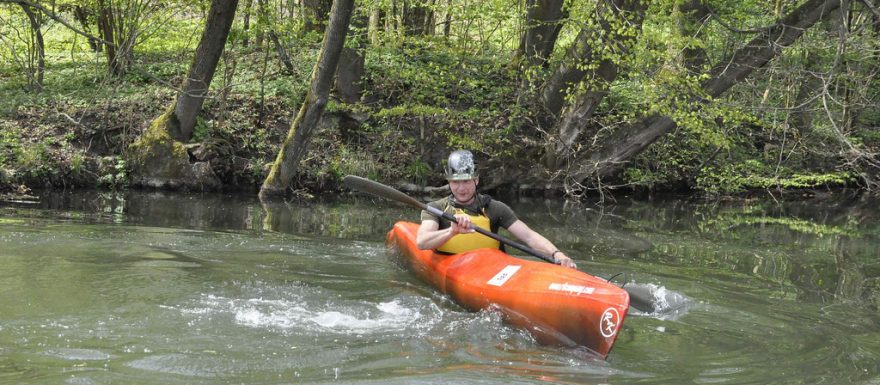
xmin=625 ymin=285 xmax=657 ymax=314
xmin=343 ymin=175 xmax=427 ymax=211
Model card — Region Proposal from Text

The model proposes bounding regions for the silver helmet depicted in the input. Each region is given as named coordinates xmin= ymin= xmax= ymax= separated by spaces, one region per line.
xmin=445 ymin=150 xmax=477 ymax=181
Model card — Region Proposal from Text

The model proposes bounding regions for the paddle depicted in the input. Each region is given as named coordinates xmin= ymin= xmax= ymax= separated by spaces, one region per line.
xmin=343 ymin=175 xmax=657 ymax=313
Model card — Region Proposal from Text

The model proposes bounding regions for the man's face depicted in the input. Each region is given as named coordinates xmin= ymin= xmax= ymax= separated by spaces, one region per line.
xmin=449 ymin=178 xmax=478 ymax=203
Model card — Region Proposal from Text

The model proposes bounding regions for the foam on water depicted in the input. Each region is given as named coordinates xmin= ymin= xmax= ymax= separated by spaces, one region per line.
xmin=42 ymin=348 xmax=112 ymax=361
xmin=651 ymin=284 xmax=689 ymax=310
xmin=234 ymin=297 xmax=422 ymax=334
xmin=631 ymin=283 xmax=691 ymax=320
xmin=173 ymin=291 xmax=435 ymax=336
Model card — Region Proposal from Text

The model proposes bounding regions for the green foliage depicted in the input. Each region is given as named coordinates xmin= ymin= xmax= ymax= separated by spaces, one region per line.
xmin=442 ymin=128 xmax=485 ymax=152
xmin=365 ymin=41 xmax=515 ymax=110
xmin=696 ymin=160 xmax=853 ymax=194
xmin=16 ymin=138 xmax=53 ymax=178
xmin=2 ymin=0 xmax=879 ymax=196
xmin=406 ymin=158 xmax=431 ymax=186
xmin=69 ymin=151 xmax=86 ymax=174
xmin=326 ymin=145 xmax=378 ymax=181
xmin=99 ymin=158 xmax=129 ymax=190
xmin=375 ymin=104 xmax=446 ymax=118
xmin=0 ymin=123 xmax=21 ymax=167
xmin=704 ymin=213 xmax=859 ymax=238
xmin=193 ymin=117 xmax=210 ymax=142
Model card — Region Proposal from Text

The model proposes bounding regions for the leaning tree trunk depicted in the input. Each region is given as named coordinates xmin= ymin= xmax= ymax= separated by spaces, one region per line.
xmin=541 ymin=0 xmax=645 ymax=169
xmin=269 ymin=31 xmax=295 ymax=73
xmin=170 ymin=0 xmax=239 ymax=141
xmin=72 ymin=5 xmax=100 ymax=51
xmin=254 ymin=0 xmax=295 ymax=73
xmin=568 ymin=0 xmax=843 ymax=187
xmin=515 ymin=0 xmax=567 ymax=102
xmin=127 ymin=0 xmax=238 ymax=191
xmin=517 ymin=0 xmax=567 ymax=68
xmin=259 ymin=0 xmax=356 ymax=199
xmin=545 ymin=63 xmax=615 ymax=169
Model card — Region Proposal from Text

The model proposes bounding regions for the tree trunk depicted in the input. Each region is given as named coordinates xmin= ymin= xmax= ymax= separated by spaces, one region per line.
xmin=96 ymin=0 xmax=120 ymax=76
xmin=253 ymin=0 xmax=293 ymax=72
xmin=368 ymin=8 xmax=383 ymax=44
xmin=242 ymin=0 xmax=252 ymax=47
xmin=442 ymin=0 xmax=452 ymax=37
xmin=403 ymin=0 xmax=434 ymax=35
xmin=542 ymin=0 xmax=646 ymax=168
xmin=539 ymin=28 xmax=590 ymax=120
xmin=170 ymin=0 xmax=239 ymax=142
xmin=791 ymin=39 xmax=819 ymax=134
xmin=514 ymin=0 xmax=566 ymax=105
xmin=270 ymin=31 xmax=295 ymax=73
xmin=335 ymin=10 xmax=368 ymax=103
xmin=568 ymin=0 xmax=843 ymax=186
xmin=259 ymin=0 xmax=356 ymax=199
xmin=72 ymin=5 xmax=101 ymax=52
xmin=540 ymin=0 xmax=645 ymax=118
xmin=18 ymin=2 xmax=44 ymax=91
xmin=126 ymin=0 xmax=238 ymax=190
xmin=680 ymin=0 xmax=711 ymax=73
xmin=303 ymin=0 xmax=333 ymax=34
xmin=547 ymin=71 xmax=612 ymax=166
xmin=517 ymin=0 xmax=566 ymax=68
xmin=255 ymin=0 xmax=265 ymax=47
xmin=519 ymin=0 xmax=568 ymax=66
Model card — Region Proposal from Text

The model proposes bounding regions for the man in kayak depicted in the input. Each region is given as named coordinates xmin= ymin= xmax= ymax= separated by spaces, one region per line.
xmin=416 ymin=150 xmax=577 ymax=269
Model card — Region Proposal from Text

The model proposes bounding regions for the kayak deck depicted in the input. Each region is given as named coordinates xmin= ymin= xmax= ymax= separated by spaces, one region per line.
xmin=386 ymin=221 xmax=629 ymax=358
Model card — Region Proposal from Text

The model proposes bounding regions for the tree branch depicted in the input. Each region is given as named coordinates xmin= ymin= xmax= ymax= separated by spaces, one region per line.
xmin=0 ymin=0 xmax=113 ymax=46
xmin=859 ymin=0 xmax=880 ymax=19
xmin=568 ymin=0 xmax=843 ymax=188
xmin=703 ymin=3 xmax=783 ymax=34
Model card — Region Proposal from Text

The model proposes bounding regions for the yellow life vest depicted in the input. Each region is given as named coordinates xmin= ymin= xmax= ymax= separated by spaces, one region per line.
xmin=437 ymin=208 xmax=502 ymax=254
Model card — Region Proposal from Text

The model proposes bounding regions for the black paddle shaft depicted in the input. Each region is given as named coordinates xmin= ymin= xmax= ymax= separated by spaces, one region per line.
xmin=342 ymin=175 xmax=656 ymax=312
xmin=343 ymin=175 xmax=559 ymax=264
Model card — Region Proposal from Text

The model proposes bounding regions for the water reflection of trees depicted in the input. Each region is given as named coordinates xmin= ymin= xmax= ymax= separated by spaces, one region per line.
xmin=494 ymin=194 xmax=880 ymax=311
xmin=579 ymin=196 xmax=880 ymax=310
xmin=11 ymin=190 xmax=879 ymax=311
xmin=258 ymin=197 xmax=413 ymax=240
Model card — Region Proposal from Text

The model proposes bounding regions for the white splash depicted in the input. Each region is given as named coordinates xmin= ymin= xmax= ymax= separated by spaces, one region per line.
xmin=176 ymin=293 xmax=428 ymax=335
xmin=630 ymin=283 xmax=691 ymax=320
xmin=238 ymin=298 xmax=420 ymax=334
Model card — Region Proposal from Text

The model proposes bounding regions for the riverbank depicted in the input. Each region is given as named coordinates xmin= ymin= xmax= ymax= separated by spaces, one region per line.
xmin=0 ymin=43 xmax=865 ymax=199
xmin=1 ymin=42 xmax=539 ymax=197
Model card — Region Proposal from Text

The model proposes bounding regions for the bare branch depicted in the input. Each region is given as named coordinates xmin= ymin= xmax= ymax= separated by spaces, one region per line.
xmin=0 ymin=0 xmax=113 ymax=46
xmin=859 ymin=0 xmax=880 ymax=19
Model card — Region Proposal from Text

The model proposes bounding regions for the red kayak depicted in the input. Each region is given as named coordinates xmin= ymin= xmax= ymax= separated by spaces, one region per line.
xmin=387 ymin=221 xmax=629 ymax=358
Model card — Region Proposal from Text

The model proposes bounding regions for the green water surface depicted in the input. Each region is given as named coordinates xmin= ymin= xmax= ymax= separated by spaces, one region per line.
xmin=0 ymin=191 xmax=878 ymax=384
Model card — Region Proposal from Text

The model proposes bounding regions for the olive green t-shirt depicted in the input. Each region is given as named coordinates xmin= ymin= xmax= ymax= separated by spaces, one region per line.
xmin=419 ymin=194 xmax=518 ymax=233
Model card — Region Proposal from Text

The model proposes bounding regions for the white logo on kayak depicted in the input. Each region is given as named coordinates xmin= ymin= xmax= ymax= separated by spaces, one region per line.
xmin=487 ymin=265 xmax=521 ymax=286
xmin=548 ymin=283 xmax=595 ymax=295
xmin=600 ymin=307 xmax=621 ymax=338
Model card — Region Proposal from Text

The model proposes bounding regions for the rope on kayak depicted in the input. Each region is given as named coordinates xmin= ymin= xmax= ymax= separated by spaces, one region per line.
xmin=605 ymin=272 xmax=626 ymax=287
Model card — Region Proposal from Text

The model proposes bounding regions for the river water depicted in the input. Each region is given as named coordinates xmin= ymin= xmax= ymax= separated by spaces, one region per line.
xmin=0 ymin=190 xmax=878 ymax=384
